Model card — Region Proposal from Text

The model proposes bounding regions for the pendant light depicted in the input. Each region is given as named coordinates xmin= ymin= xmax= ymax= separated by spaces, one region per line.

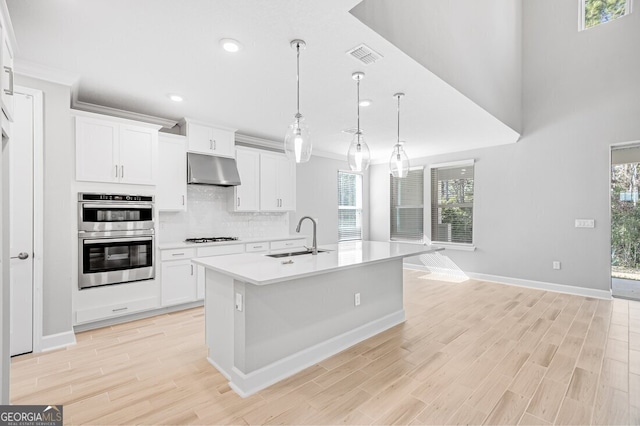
xmin=284 ymin=39 xmax=312 ymax=163
xmin=389 ymin=93 xmax=410 ymax=178
xmin=347 ymin=72 xmax=371 ymax=172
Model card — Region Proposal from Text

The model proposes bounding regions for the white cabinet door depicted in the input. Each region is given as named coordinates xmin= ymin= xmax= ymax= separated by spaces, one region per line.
xmin=277 ymin=157 xmax=296 ymax=211
xmin=1 ymin=32 xmax=14 ymax=123
xmin=232 ymin=148 xmax=260 ymax=211
xmin=259 ymin=153 xmax=280 ymax=211
xmin=186 ymin=121 xmax=235 ymax=157
xmin=161 ymin=260 xmax=197 ymax=306
xmin=76 ymin=116 xmax=119 ymax=183
xmin=119 ymin=124 xmax=156 ymax=185
xmin=260 ymin=152 xmax=296 ymax=211
xmin=157 ymin=134 xmax=187 ymax=211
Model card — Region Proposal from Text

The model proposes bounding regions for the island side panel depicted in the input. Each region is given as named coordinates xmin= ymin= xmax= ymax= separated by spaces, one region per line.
xmin=205 ymin=269 xmax=236 ymax=378
xmin=237 ymin=258 xmax=404 ymax=373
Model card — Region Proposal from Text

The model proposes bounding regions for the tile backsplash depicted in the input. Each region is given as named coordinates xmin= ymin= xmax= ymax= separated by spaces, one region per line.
xmin=158 ymin=185 xmax=289 ymax=243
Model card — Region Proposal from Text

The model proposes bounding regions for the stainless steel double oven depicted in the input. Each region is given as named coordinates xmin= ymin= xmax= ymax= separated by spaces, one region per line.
xmin=78 ymin=193 xmax=155 ymax=289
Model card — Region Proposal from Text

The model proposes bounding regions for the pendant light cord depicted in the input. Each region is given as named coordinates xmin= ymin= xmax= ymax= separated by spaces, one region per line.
xmin=396 ymin=95 xmax=400 ymax=145
xmin=356 ymin=78 xmax=360 ymax=137
xmin=296 ymin=43 xmax=300 ymax=116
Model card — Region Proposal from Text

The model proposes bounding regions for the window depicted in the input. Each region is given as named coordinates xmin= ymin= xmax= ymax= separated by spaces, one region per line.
xmin=390 ymin=168 xmax=424 ymax=242
xmin=580 ymin=0 xmax=632 ymax=30
xmin=430 ymin=162 xmax=474 ymax=245
xmin=338 ymin=171 xmax=363 ymax=241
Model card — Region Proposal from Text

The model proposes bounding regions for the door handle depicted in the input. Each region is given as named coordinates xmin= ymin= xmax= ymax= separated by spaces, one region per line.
xmin=4 ymin=66 xmax=13 ymax=96
xmin=10 ymin=252 xmax=29 ymax=260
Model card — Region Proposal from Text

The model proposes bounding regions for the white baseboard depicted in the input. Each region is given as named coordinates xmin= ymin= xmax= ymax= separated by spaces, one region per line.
xmin=40 ymin=331 xmax=76 ymax=352
xmin=467 ymin=272 xmax=612 ymax=300
xmin=404 ymin=263 xmax=612 ymax=300
xmin=209 ymin=310 xmax=406 ymax=397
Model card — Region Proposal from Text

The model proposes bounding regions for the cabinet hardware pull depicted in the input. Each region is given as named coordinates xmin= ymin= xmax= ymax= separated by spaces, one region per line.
xmin=112 ymin=307 xmax=128 ymax=312
xmin=210 ymin=139 xmax=213 ymax=150
xmin=237 ymin=197 xmax=240 ymax=207
xmin=182 ymin=195 xmax=185 ymax=205
xmin=4 ymin=66 xmax=14 ymax=96
xmin=213 ymin=140 xmax=216 ymax=150
xmin=115 ymin=165 xmax=118 ymax=178
xmin=172 ymin=253 xmax=185 ymax=256
xmin=121 ymin=165 xmax=124 ymax=178
xmin=191 ymin=264 xmax=194 ymax=275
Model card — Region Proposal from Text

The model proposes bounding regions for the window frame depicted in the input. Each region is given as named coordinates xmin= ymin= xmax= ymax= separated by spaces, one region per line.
xmin=579 ymin=0 xmax=632 ymax=31
xmin=337 ymin=170 xmax=363 ymax=242
xmin=426 ymin=159 xmax=476 ymax=251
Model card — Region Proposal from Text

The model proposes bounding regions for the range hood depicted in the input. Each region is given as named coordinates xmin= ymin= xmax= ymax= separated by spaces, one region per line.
xmin=187 ymin=152 xmax=241 ymax=186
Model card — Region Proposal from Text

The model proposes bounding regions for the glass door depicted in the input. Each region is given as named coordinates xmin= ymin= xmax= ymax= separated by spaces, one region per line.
xmin=611 ymin=145 xmax=640 ymax=300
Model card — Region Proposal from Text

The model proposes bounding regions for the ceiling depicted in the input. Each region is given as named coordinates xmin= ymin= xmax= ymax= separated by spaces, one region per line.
xmin=6 ymin=0 xmax=520 ymax=162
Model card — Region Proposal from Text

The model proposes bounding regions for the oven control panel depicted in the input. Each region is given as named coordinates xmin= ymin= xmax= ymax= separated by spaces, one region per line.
xmin=79 ymin=193 xmax=153 ymax=202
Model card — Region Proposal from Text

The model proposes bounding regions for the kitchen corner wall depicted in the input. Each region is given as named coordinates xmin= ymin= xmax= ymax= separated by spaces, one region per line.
xmin=292 ymin=155 xmax=369 ymax=245
xmin=15 ymin=75 xmax=73 ymax=337
xmin=159 ymin=185 xmax=289 ymax=243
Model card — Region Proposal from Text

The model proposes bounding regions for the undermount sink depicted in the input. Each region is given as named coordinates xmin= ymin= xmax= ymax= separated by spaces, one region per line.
xmin=266 ymin=249 xmax=330 ymax=258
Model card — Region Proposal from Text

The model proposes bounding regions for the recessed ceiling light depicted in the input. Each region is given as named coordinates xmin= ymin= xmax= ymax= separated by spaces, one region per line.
xmin=220 ymin=38 xmax=242 ymax=53
xmin=359 ymin=99 xmax=372 ymax=107
xmin=168 ymin=94 xmax=183 ymax=102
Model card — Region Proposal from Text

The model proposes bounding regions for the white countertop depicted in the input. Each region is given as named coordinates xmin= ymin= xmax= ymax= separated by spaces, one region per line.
xmin=192 ymin=240 xmax=444 ymax=285
xmin=158 ymin=235 xmax=305 ymax=250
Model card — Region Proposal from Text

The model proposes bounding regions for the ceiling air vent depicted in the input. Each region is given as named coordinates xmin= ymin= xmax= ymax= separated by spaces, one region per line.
xmin=346 ymin=44 xmax=382 ymax=65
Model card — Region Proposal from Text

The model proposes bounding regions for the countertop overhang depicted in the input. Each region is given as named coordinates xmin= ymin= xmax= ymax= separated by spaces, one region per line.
xmin=192 ymin=240 xmax=444 ymax=285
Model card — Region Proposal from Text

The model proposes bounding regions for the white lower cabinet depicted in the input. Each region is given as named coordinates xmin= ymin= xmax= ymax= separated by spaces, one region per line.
xmin=161 ymin=259 xmax=196 ymax=306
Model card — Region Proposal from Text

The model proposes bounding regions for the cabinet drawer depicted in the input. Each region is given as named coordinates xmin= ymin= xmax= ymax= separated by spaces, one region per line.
xmin=245 ymin=242 xmax=269 ymax=252
xmin=161 ymin=248 xmax=196 ymax=261
xmin=197 ymin=244 xmax=244 ymax=257
xmin=270 ymin=239 xmax=306 ymax=251
xmin=76 ymin=296 xmax=158 ymax=324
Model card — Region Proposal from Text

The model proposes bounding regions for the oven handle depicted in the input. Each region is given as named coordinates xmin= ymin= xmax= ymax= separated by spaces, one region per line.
xmin=82 ymin=236 xmax=153 ymax=245
xmin=81 ymin=203 xmax=153 ymax=210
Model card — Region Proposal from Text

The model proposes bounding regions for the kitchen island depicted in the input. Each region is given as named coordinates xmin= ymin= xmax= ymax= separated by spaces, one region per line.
xmin=192 ymin=240 xmax=443 ymax=397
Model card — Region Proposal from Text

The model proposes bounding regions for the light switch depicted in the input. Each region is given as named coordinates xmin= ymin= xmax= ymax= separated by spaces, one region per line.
xmin=575 ymin=219 xmax=595 ymax=228
xmin=235 ymin=293 xmax=243 ymax=311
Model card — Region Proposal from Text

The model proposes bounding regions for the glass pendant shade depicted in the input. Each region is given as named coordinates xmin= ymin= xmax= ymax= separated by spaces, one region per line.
xmin=284 ymin=39 xmax=311 ymax=163
xmin=347 ymin=132 xmax=371 ymax=172
xmin=389 ymin=143 xmax=410 ymax=178
xmin=284 ymin=114 xmax=312 ymax=163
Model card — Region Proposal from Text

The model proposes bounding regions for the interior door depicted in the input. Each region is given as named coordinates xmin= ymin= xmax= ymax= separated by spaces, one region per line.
xmin=10 ymin=92 xmax=33 ymax=355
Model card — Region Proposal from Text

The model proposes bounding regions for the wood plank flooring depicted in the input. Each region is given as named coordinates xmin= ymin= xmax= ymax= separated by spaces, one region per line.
xmin=11 ymin=269 xmax=640 ymax=425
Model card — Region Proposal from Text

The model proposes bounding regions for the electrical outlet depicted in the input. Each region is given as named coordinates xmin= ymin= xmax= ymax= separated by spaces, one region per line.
xmin=575 ymin=219 xmax=595 ymax=228
xmin=553 ymin=261 xmax=561 ymax=270
xmin=354 ymin=293 xmax=361 ymax=306
xmin=235 ymin=293 xmax=243 ymax=311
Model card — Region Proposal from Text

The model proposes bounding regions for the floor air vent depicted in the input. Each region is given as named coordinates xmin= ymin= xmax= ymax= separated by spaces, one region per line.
xmin=346 ymin=44 xmax=382 ymax=65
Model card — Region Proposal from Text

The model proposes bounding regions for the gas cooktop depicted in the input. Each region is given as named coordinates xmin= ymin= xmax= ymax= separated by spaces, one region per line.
xmin=185 ymin=237 xmax=239 ymax=244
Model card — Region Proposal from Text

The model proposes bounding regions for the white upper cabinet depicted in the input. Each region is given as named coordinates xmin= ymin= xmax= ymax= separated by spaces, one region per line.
xmin=181 ymin=119 xmax=235 ymax=158
xmin=230 ymin=148 xmax=260 ymax=212
xmin=259 ymin=151 xmax=296 ymax=212
xmin=0 ymin=2 xmax=16 ymax=134
xmin=157 ymin=134 xmax=187 ymax=211
xmin=75 ymin=112 xmax=160 ymax=185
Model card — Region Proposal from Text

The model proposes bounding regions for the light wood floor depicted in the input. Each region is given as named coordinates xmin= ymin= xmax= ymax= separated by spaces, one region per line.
xmin=11 ymin=269 xmax=640 ymax=425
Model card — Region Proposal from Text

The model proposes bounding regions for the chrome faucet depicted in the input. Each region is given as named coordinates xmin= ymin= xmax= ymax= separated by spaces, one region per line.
xmin=296 ymin=216 xmax=318 ymax=255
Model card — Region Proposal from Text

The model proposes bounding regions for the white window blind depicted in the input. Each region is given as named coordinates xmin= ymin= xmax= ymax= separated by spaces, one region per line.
xmin=431 ymin=164 xmax=474 ymax=244
xmin=390 ymin=168 xmax=424 ymax=241
xmin=338 ymin=171 xmax=363 ymax=241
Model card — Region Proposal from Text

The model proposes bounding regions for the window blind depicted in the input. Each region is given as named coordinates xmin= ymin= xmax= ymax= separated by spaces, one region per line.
xmin=338 ymin=171 xmax=363 ymax=241
xmin=431 ymin=164 xmax=474 ymax=244
xmin=390 ymin=168 xmax=424 ymax=241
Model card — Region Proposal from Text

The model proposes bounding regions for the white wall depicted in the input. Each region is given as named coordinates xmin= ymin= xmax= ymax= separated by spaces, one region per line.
xmin=15 ymin=75 xmax=74 ymax=337
xmin=370 ymin=1 xmax=640 ymax=293
xmin=293 ymin=155 xmax=369 ymax=245
xmin=350 ymin=0 xmax=523 ymax=133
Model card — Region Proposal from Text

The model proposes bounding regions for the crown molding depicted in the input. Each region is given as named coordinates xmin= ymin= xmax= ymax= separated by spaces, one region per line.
xmin=71 ymin=99 xmax=178 ymax=129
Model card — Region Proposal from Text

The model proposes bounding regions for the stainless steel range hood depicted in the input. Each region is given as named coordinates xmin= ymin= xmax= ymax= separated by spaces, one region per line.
xmin=187 ymin=152 xmax=241 ymax=186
